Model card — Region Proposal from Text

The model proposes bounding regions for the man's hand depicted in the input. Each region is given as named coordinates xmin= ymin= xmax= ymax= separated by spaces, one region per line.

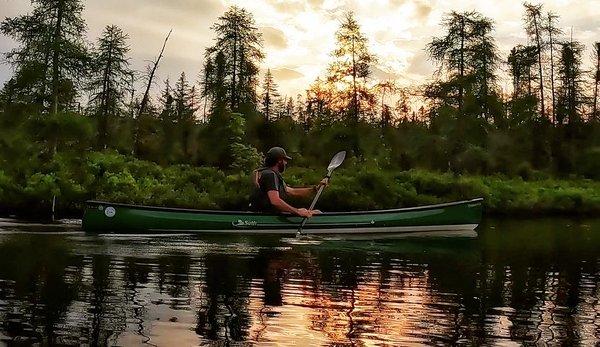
xmin=297 ymin=208 xmax=314 ymax=218
xmin=314 ymin=178 xmax=329 ymax=191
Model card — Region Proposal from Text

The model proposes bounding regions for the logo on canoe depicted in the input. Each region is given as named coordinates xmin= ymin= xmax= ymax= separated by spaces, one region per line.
xmin=104 ymin=207 xmax=116 ymax=218
xmin=232 ymin=219 xmax=257 ymax=227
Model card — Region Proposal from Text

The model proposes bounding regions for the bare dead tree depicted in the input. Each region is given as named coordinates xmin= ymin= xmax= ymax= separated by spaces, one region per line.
xmin=593 ymin=42 xmax=600 ymax=121
xmin=138 ymin=29 xmax=172 ymax=117
xmin=133 ymin=29 xmax=171 ymax=154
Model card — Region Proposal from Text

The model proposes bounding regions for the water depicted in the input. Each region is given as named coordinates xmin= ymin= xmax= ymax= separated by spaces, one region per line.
xmin=0 ymin=219 xmax=598 ymax=345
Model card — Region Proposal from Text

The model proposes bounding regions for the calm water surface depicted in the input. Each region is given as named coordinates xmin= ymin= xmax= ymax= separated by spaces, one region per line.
xmin=0 ymin=219 xmax=598 ymax=345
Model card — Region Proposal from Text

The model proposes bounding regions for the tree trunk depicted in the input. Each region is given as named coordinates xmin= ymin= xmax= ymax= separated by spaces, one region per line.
xmin=533 ymin=16 xmax=545 ymax=119
xmin=459 ymin=17 xmax=465 ymax=112
xmin=231 ymin=30 xmax=238 ymax=110
xmin=129 ymin=73 xmax=135 ymax=118
xmin=593 ymin=43 xmax=600 ymax=121
xmin=202 ymin=64 xmax=209 ymax=121
xmin=138 ymin=29 xmax=171 ymax=117
xmin=351 ymin=35 xmax=358 ymax=122
xmin=40 ymin=26 xmax=53 ymax=109
xmin=99 ymin=38 xmax=113 ymax=149
xmin=481 ymin=32 xmax=489 ymax=120
xmin=266 ymin=93 xmax=270 ymax=121
xmin=134 ymin=29 xmax=171 ymax=154
xmin=51 ymin=0 xmax=65 ymax=115
xmin=549 ymin=28 xmax=556 ymax=124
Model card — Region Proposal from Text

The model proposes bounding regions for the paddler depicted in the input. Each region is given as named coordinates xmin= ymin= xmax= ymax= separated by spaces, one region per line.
xmin=249 ymin=147 xmax=328 ymax=218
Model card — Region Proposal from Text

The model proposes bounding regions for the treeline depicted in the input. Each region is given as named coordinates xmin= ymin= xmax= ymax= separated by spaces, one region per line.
xmin=0 ymin=1 xmax=599 ymax=216
xmin=2 ymin=151 xmax=598 ymax=217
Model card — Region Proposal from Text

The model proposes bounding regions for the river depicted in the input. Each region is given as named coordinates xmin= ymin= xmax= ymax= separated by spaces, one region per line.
xmin=0 ymin=218 xmax=598 ymax=345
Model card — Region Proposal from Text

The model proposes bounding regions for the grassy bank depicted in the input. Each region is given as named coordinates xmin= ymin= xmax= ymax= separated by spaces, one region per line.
xmin=0 ymin=151 xmax=598 ymax=219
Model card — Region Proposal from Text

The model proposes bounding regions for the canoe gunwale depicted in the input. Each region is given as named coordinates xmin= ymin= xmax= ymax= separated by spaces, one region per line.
xmin=147 ymin=223 xmax=480 ymax=234
xmin=85 ymin=198 xmax=483 ymax=217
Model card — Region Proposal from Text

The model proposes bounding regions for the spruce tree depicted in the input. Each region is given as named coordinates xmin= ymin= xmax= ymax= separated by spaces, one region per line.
xmin=174 ymin=72 xmax=196 ymax=122
xmin=88 ymin=25 xmax=132 ymax=147
xmin=327 ymin=11 xmax=377 ymax=122
xmin=523 ymin=3 xmax=546 ymax=119
xmin=159 ymin=78 xmax=174 ymax=122
xmin=545 ymin=12 xmax=563 ymax=123
xmin=556 ymin=41 xmax=585 ymax=125
xmin=427 ymin=11 xmax=498 ymax=115
xmin=200 ymin=57 xmax=213 ymax=121
xmin=592 ymin=42 xmax=600 ymax=121
xmin=1 ymin=0 xmax=89 ymax=114
xmin=260 ymin=69 xmax=280 ymax=121
xmin=203 ymin=6 xmax=264 ymax=111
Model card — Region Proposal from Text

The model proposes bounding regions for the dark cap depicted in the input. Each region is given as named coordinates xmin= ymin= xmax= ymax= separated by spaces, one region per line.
xmin=265 ymin=147 xmax=292 ymax=163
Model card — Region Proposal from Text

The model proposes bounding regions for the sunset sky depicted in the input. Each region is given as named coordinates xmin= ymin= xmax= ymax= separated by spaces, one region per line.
xmin=1 ymin=0 xmax=599 ymax=98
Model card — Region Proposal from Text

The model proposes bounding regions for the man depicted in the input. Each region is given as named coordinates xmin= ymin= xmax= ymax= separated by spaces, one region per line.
xmin=250 ymin=147 xmax=327 ymax=218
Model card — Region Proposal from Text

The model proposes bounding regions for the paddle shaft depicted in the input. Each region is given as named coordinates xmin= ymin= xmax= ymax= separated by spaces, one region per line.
xmin=298 ymin=171 xmax=331 ymax=232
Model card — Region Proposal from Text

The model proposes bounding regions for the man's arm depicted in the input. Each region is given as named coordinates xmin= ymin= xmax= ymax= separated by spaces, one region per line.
xmin=285 ymin=178 xmax=329 ymax=198
xmin=285 ymin=186 xmax=314 ymax=198
xmin=267 ymin=190 xmax=313 ymax=218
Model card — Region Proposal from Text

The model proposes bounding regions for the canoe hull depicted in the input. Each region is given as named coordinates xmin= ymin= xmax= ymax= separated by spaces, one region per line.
xmin=82 ymin=198 xmax=483 ymax=235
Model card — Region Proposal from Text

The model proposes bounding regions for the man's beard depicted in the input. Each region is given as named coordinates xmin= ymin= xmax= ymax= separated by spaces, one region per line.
xmin=277 ymin=161 xmax=286 ymax=173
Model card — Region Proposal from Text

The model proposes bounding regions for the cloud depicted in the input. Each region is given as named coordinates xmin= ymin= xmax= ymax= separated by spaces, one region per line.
xmin=266 ymin=0 xmax=305 ymax=13
xmin=414 ymin=1 xmax=433 ymax=20
xmin=2 ymin=0 xmax=600 ymax=98
xmin=371 ymin=65 xmax=400 ymax=81
xmin=261 ymin=26 xmax=288 ymax=49
xmin=389 ymin=0 xmax=409 ymax=7
xmin=406 ymin=51 xmax=434 ymax=76
xmin=307 ymin=0 xmax=325 ymax=9
xmin=271 ymin=67 xmax=304 ymax=80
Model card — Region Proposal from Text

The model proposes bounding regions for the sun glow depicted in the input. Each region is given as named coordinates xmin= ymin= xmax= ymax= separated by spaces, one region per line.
xmin=0 ymin=0 xmax=599 ymax=100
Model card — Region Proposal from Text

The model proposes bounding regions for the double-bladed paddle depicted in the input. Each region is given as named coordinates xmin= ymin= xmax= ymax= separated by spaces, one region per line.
xmin=296 ymin=151 xmax=346 ymax=236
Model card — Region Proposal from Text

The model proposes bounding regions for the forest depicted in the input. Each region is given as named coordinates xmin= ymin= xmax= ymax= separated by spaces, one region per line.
xmin=0 ymin=0 xmax=598 ymax=218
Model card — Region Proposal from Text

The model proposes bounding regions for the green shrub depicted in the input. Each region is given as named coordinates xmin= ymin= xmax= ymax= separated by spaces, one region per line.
xmin=576 ymin=147 xmax=600 ymax=180
xmin=455 ymin=145 xmax=492 ymax=174
xmin=1 ymin=149 xmax=599 ymax=217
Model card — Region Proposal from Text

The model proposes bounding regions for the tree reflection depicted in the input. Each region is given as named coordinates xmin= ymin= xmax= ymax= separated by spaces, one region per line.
xmin=0 ymin=219 xmax=598 ymax=345
xmin=0 ymin=234 xmax=81 ymax=344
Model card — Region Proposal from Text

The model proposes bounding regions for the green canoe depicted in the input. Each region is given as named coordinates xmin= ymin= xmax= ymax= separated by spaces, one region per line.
xmin=82 ymin=198 xmax=483 ymax=235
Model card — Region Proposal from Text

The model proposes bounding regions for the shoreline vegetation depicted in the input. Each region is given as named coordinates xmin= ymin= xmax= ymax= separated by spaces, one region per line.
xmin=0 ymin=151 xmax=598 ymax=219
xmin=0 ymin=2 xmax=599 ymax=220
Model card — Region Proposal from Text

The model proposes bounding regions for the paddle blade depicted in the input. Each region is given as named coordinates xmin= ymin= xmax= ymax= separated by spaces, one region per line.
xmin=327 ymin=151 xmax=346 ymax=171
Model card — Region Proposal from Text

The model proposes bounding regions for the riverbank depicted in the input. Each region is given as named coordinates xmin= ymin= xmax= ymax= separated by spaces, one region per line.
xmin=0 ymin=152 xmax=598 ymax=219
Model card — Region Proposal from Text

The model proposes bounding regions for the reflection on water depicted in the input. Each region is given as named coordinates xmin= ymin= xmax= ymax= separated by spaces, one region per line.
xmin=0 ymin=219 xmax=598 ymax=345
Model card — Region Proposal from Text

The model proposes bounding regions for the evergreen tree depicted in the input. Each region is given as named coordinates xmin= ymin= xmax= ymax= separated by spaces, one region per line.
xmin=173 ymin=72 xmax=197 ymax=122
xmin=203 ymin=6 xmax=264 ymax=111
xmin=507 ymin=45 xmax=539 ymax=126
xmin=306 ymin=78 xmax=335 ymax=124
xmin=470 ymin=15 xmax=499 ymax=120
xmin=508 ymin=45 xmax=538 ymax=99
xmin=545 ymin=12 xmax=563 ymax=123
xmin=200 ymin=57 xmax=213 ymax=121
xmin=283 ymin=96 xmax=294 ymax=119
xmin=426 ymin=11 xmax=498 ymax=113
xmin=592 ymin=42 xmax=600 ymax=121
xmin=394 ymin=88 xmax=411 ymax=123
xmin=523 ymin=3 xmax=546 ymax=119
xmin=427 ymin=11 xmax=473 ymax=111
xmin=556 ymin=40 xmax=585 ymax=125
xmin=260 ymin=69 xmax=280 ymax=121
xmin=88 ymin=25 xmax=132 ymax=147
xmin=375 ymin=80 xmax=397 ymax=123
xmin=159 ymin=78 xmax=174 ymax=122
xmin=176 ymin=73 xmax=199 ymax=160
xmin=206 ymin=51 xmax=229 ymax=113
xmin=327 ymin=11 xmax=377 ymax=122
xmin=1 ymin=0 xmax=89 ymax=114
